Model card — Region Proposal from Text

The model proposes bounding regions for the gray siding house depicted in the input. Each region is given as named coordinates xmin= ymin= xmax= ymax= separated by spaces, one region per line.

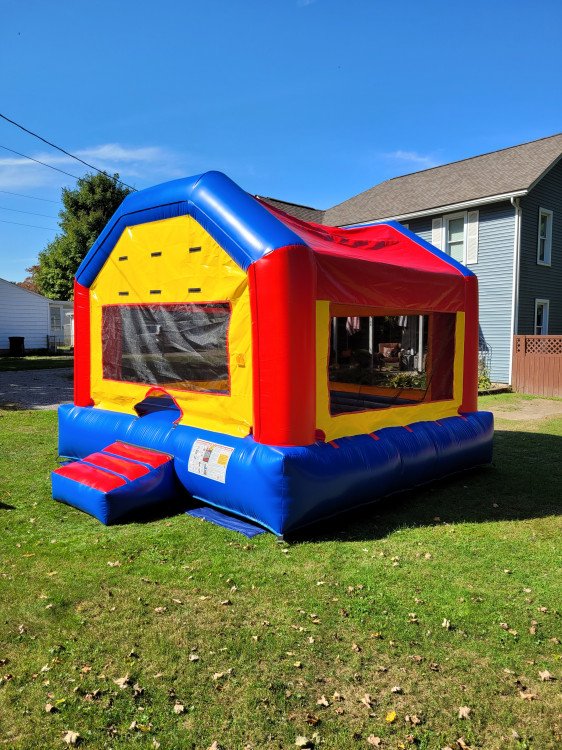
xmin=261 ymin=133 xmax=562 ymax=384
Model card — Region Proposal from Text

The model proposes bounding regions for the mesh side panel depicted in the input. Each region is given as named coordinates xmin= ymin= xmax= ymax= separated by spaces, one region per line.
xmin=102 ymin=303 xmax=231 ymax=393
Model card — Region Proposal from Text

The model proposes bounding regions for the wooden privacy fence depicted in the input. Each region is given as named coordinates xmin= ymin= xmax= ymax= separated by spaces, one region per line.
xmin=512 ymin=335 xmax=562 ymax=397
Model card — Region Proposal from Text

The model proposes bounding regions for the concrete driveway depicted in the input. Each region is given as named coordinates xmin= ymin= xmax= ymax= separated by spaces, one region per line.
xmin=0 ymin=367 xmax=74 ymax=410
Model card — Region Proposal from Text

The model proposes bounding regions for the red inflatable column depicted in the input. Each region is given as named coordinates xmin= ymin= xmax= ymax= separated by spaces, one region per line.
xmin=74 ymin=279 xmax=93 ymax=407
xmin=249 ymin=245 xmax=316 ymax=446
xmin=460 ymin=274 xmax=479 ymax=413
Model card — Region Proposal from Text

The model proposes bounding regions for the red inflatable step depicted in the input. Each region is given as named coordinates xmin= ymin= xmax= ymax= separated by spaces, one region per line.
xmin=103 ymin=441 xmax=171 ymax=468
xmin=55 ymin=462 xmax=126 ymax=492
xmin=84 ymin=452 xmax=150 ymax=481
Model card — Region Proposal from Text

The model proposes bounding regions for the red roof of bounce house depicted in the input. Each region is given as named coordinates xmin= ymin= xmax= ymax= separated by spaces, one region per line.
xmin=258 ymin=200 xmax=472 ymax=313
xmin=75 ymin=171 xmax=473 ymax=316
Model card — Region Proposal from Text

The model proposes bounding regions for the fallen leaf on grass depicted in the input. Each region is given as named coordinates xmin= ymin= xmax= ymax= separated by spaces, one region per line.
xmin=519 ymin=690 xmax=538 ymax=701
xmin=442 ymin=619 xmax=451 ymax=630
xmin=133 ymin=682 xmax=143 ymax=697
xmin=154 ymin=606 xmax=167 ymax=614
xmin=188 ymin=654 xmax=199 ymax=662
xmin=45 ymin=703 xmax=57 ymax=713
xmin=208 ymin=743 xmax=222 ymax=750
xmin=360 ymin=693 xmax=373 ymax=708
xmin=305 ymin=713 xmax=320 ymax=726
xmin=212 ymin=669 xmax=232 ymax=681
xmin=539 ymin=670 xmax=554 ymax=681
xmin=458 ymin=706 xmax=471 ymax=719
xmin=295 ymin=737 xmax=313 ymax=748
xmin=107 ymin=561 xmax=121 ymax=567
xmin=332 ymin=691 xmax=344 ymax=701
xmin=352 ymin=643 xmax=361 ymax=652
xmin=391 ymin=685 xmax=403 ymax=694
xmin=113 ymin=675 xmax=131 ymax=689
xmin=173 ymin=702 xmax=185 ymax=714
xmin=63 ymin=731 xmax=80 ymax=746
xmin=405 ymin=715 xmax=421 ymax=725
xmin=367 ymin=737 xmax=382 ymax=746
xmin=80 ymin=665 xmax=91 ymax=673
xmin=316 ymin=695 xmax=330 ymax=706
xmin=385 ymin=710 xmax=397 ymax=723
xmin=220 ymin=600 xmax=232 ymax=606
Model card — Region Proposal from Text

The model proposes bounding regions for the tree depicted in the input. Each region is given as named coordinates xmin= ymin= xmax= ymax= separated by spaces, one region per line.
xmin=16 ymin=265 xmax=41 ymax=294
xmin=32 ymin=172 xmax=132 ymax=300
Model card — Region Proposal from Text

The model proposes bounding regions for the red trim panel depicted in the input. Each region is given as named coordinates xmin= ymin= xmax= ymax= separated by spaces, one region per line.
xmin=54 ymin=462 xmax=126 ymax=492
xmin=104 ymin=442 xmax=171 ymax=468
xmin=460 ymin=275 xmax=479 ymax=413
xmin=85 ymin=452 xmax=150 ymax=480
xmin=316 ymin=255 xmax=465 ymax=312
xmin=249 ymin=245 xmax=317 ymax=446
xmin=74 ymin=280 xmax=93 ymax=406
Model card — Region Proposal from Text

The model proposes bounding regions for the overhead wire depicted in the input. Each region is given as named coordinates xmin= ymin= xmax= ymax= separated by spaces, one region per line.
xmin=0 ymin=217 xmax=57 ymax=231
xmin=0 ymin=189 xmax=59 ymax=203
xmin=0 ymin=204 xmax=58 ymax=219
xmin=0 ymin=112 xmax=137 ymax=191
xmin=0 ymin=143 xmax=83 ymax=181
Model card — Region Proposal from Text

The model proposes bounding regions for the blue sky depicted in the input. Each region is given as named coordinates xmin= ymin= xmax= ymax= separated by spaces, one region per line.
xmin=1 ymin=0 xmax=561 ymax=283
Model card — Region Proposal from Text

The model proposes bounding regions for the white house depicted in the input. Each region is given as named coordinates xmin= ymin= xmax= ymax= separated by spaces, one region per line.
xmin=0 ymin=277 xmax=72 ymax=352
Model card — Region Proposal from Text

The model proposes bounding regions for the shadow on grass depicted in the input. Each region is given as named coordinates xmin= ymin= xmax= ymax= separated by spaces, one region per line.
xmin=291 ymin=429 xmax=562 ymax=543
xmin=0 ymin=502 xmax=16 ymax=510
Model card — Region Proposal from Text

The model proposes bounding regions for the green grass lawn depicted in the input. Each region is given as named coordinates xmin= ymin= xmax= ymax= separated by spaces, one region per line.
xmin=0 ymin=395 xmax=560 ymax=749
xmin=0 ymin=355 xmax=73 ymax=372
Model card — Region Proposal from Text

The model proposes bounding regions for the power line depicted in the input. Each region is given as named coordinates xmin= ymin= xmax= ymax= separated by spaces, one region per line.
xmin=0 ymin=205 xmax=58 ymax=219
xmin=0 ymin=143 xmax=83 ymax=181
xmin=0 ymin=112 xmax=136 ymax=191
xmin=0 ymin=217 xmax=57 ymax=231
xmin=0 ymin=189 xmax=59 ymax=203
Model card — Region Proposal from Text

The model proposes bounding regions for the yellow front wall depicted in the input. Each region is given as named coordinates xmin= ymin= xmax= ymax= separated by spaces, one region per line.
xmin=315 ymin=301 xmax=465 ymax=441
xmin=90 ymin=215 xmax=253 ymax=437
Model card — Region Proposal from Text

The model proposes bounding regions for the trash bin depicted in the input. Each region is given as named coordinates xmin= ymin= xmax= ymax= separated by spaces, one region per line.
xmin=8 ymin=336 xmax=25 ymax=357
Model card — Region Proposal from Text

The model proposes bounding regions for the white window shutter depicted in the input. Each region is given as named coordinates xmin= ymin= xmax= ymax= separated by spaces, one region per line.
xmin=466 ymin=210 xmax=479 ymax=264
xmin=431 ymin=218 xmax=443 ymax=249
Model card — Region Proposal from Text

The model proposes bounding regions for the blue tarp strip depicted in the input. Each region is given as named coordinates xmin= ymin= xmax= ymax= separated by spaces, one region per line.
xmin=186 ymin=506 xmax=266 ymax=538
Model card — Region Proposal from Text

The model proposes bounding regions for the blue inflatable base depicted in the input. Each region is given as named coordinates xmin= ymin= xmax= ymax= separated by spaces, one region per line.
xmin=55 ymin=404 xmax=493 ymax=535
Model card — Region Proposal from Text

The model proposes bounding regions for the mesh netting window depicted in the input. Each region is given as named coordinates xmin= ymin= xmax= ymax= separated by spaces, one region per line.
xmin=102 ymin=303 xmax=231 ymax=394
xmin=329 ymin=313 xmax=455 ymax=415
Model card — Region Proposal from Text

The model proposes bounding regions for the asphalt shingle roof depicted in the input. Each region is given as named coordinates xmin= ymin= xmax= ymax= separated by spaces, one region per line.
xmin=324 ymin=132 xmax=562 ymax=226
xmin=257 ymin=196 xmax=325 ymax=224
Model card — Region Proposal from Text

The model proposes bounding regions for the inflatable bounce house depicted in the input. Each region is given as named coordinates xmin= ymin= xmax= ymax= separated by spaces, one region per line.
xmin=52 ymin=171 xmax=493 ymax=535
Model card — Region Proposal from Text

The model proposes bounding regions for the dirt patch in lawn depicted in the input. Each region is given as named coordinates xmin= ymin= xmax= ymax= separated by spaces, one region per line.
xmin=490 ymin=396 xmax=562 ymax=421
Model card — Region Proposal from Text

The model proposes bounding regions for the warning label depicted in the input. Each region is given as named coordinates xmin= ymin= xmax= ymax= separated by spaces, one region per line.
xmin=187 ymin=439 xmax=234 ymax=484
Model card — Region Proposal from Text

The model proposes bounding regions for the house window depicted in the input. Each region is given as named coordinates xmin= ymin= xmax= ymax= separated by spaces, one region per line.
xmin=102 ymin=302 xmax=231 ymax=393
xmin=537 ymin=208 xmax=553 ymax=266
xmin=445 ymin=213 xmax=466 ymax=263
xmin=50 ymin=305 xmax=62 ymax=330
xmin=534 ymin=299 xmax=549 ymax=335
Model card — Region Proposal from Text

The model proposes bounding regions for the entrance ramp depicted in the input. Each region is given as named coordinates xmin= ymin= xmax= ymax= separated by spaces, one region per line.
xmin=51 ymin=442 xmax=175 ymax=524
